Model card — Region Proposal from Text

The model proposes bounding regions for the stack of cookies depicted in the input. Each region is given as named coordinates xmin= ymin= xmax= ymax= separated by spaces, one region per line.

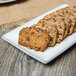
xmin=18 ymin=6 xmax=76 ymax=52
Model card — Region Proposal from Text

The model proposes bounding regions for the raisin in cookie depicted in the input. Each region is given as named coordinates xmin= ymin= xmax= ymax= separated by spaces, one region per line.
xmin=18 ymin=26 xmax=50 ymax=52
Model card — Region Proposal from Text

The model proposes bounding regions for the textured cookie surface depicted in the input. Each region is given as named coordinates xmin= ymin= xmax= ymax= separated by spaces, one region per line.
xmin=44 ymin=14 xmax=70 ymax=38
xmin=18 ymin=26 xmax=50 ymax=52
xmin=57 ymin=12 xmax=75 ymax=35
xmin=34 ymin=23 xmax=57 ymax=46
xmin=63 ymin=6 xmax=76 ymax=32
xmin=38 ymin=18 xmax=65 ymax=43
xmin=62 ymin=6 xmax=76 ymax=15
xmin=54 ymin=15 xmax=70 ymax=38
xmin=54 ymin=6 xmax=76 ymax=34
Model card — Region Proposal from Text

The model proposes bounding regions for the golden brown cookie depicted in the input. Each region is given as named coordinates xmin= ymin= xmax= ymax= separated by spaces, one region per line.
xmin=18 ymin=26 xmax=50 ymax=52
xmin=32 ymin=23 xmax=57 ymax=46
xmin=55 ymin=6 xmax=76 ymax=35
xmin=44 ymin=14 xmax=70 ymax=38
xmin=38 ymin=18 xmax=65 ymax=43
xmin=52 ymin=8 xmax=76 ymax=35
xmin=62 ymin=6 xmax=76 ymax=32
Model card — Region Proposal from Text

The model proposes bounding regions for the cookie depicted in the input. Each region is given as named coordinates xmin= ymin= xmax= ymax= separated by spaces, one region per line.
xmin=18 ymin=26 xmax=50 ymax=52
xmin=67 ymin=14 xmax=76 ymax=35
xmin=62 ymin=6 xmax=76 ymax=32
xmin=74 ymin=18 xmax=76 ymax=32
xmin=33 ymin=23 xmax=57 ymax=46
xmin=44 ymin=14 xmax=70 ymax=38
xmin=38 ymin=18 xmax=65 ymax=43
xmin=54 ymin=6 xmax=76 ymax=16
xmin=62 ymin=6 xmax=76 ymax=14
xmin=52 ymin=9 xmax=76 ymax=35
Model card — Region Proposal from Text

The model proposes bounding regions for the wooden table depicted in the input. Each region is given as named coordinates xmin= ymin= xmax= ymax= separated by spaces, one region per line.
xmin=0 ymin=21 xmax=76 ymax=76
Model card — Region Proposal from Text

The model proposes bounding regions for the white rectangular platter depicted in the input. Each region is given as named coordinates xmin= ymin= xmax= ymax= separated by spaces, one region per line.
xmin=2 ymin=4 xmax=76 ymax=64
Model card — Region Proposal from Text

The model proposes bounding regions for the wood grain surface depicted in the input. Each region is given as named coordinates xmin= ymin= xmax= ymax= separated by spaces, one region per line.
xmin=0 ymin=21 xmax=76 ymax=76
